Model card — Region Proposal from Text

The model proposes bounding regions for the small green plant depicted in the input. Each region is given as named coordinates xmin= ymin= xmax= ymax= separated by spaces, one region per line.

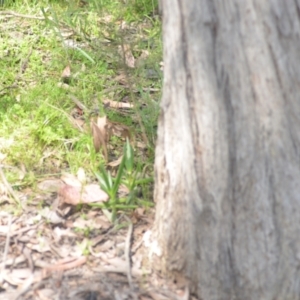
xmin=95 ymin=139 xmax=152 ymax=222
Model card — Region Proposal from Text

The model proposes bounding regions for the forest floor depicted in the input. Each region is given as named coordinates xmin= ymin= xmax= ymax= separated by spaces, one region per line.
xmin=0 ymin=1 xmax=194 ymax=299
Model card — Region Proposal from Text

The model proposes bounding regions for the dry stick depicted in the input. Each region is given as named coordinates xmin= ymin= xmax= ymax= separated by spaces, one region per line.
xmin=0 ymin=10 xmax=45 ymax=20
xmin=69 ymin=94 xmax=88 ymax=111
xmin=124 ymin=215 xmax=134 ymax=290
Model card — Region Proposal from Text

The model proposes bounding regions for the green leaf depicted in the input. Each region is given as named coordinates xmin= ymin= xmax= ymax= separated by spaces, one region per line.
xmin=112 ymin=154 xmax=126 ymax=195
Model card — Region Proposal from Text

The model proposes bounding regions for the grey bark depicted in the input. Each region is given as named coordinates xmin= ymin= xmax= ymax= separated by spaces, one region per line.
xmin=153 ymin=0 xmax=300 ymax=299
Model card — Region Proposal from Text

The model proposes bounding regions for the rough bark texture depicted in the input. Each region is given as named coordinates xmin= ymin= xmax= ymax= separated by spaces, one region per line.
xmin=153 ymin=0 xmax=300 ymax=299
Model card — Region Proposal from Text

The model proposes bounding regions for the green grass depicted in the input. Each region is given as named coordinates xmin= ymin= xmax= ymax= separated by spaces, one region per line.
xmin=0 ymin=0 xmax=161 ymax=215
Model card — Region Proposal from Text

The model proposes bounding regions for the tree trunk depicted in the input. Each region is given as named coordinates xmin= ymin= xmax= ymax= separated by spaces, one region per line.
xmin=152 ymin=0 xmax=300 ymax=299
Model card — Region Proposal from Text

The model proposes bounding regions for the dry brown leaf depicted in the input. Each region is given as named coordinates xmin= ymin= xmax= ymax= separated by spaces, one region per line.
xmin=58 ymin=183 xmax=109 ymax=205
xmin=135 ymin=207 xmax=146 ymax=217
xmin=118 ymin=44 xmax=135 ymax=68
xmin=107 ymin=156 xmax=123 ymax=167
xmin=61 ymin=65 xmax=71 ymax=82
xmin=91 ymin=116 xmax=108 ymax=160
xmin=83 ymin=184 xmax=109 ymax=203
xmin=58 ymin=185 xmax=81 ymax=205
xmin=102 ymin=99 xmax=133 ymax=109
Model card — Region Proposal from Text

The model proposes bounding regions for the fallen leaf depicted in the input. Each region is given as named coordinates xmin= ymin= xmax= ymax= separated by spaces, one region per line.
xmin=58 ymin=183 xmax=109 ymax=205
xmin=58 ymin=185 xmax=81 ymax=205
xmin=107 ymin=156 xmax=123 ymax=167
xmin=61 ymin=65 xmax=71 ymax=82
xmin=91 ymin=116 xmax=108 ymax=160
xmin=83 ymin=184 xmax=109 ymax=203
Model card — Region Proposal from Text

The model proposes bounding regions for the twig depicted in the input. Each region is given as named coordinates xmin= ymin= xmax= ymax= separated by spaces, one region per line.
xmin=42 ymin=256 xmax=87 ymax=275
xmin=124 ymin=215 xmax=133 ymax=290
xmin=69 ymin=94 xmax=88 ymax=111
xmin=0 ymin=10 xmax=46 ymax=20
